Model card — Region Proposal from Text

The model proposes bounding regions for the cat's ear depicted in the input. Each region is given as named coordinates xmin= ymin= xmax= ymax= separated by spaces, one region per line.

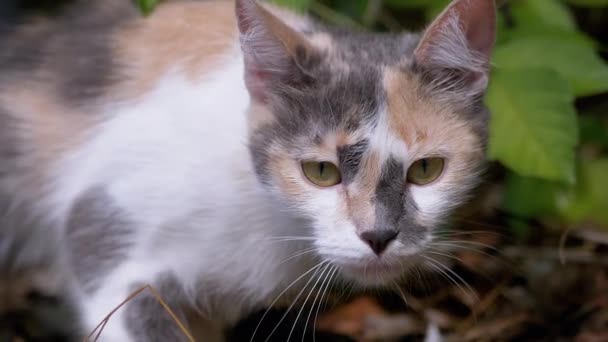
xmin=235 ymin=0 xmax=316 ymax=103
xmin=413 ymin=0 xmax=496 ymax=95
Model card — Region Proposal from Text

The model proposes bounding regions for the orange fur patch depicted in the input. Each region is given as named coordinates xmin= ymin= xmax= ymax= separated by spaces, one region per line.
xmin=0 ymin=83 xmax=93 ymax=192
xmin=344 ymin=151 xmax=381 ymax=232
xmin=115 ymin=1 xmax=238 ymax=98
xmin=383 ymin=67 xmax=481 ymax=160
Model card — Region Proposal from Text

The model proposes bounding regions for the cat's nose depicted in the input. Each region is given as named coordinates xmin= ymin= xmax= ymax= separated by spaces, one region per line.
xmin=359 ymin=230 xmax=399 ymax=255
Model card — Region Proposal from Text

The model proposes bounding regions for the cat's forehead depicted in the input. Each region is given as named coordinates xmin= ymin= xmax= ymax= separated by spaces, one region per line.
xmin=320 ymin=30 xmax=419 ymax=65
xmin=266 ymin=32 xmax=416 ymax=134
xmin=270 ymin=33 xmax=479 ymax=152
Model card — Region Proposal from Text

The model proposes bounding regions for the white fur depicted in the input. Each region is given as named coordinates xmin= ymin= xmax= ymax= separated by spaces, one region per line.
xmin=50 ymin=46 xmax=319 ymax=339
xmin=369 ymin=108 xmax=409 ymax=164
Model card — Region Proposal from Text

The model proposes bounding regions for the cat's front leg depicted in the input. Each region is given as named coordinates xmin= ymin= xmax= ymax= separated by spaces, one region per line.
xmin=80 ymin=269 xmax=201 ymax=342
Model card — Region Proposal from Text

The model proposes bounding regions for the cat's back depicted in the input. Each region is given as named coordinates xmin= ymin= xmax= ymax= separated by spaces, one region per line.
xmin=0 ymin=0 xmax=246 ymax=205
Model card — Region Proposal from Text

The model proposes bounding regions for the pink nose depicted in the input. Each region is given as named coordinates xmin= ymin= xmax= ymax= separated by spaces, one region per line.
xmin=359 ymin=230 xmax=398 ymax=255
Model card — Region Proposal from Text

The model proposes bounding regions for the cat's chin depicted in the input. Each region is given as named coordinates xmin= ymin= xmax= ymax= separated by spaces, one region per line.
xmin=335 ymin=260 xmax=405 ymax=287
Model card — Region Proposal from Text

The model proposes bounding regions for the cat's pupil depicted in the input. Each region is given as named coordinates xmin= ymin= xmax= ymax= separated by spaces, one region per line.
xmin=421 ymin=159 xmax=428 ymax=174
xmin=319 ymin=162 xmax=325 ymax=176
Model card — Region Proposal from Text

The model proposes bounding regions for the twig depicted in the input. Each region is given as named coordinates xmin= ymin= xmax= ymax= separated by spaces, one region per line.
xmin=462 ymin=312 xmax=529 ymax=341
xmin=85 ymin=285 xmax=195 ymax=342
xmin=455 ymin=274 xmax=512 ymax=333
xmin=559 ymin=225 xmax=573 ymax=265
xmin=574 ymin=228 xmax=608 ymax=246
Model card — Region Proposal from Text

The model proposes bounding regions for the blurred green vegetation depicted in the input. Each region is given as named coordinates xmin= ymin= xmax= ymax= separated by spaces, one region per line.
xmin=142 ymin=0 xmax=608 ymax=233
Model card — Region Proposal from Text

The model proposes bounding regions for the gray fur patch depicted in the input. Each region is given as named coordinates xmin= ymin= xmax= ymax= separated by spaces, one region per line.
xmin=0 ymin=193 xmax=59 ymax=276
xmin=249 ymin=54 xmax=383 ymax=183
xmin=337 ymin=139 xmax=369 ymax=184
xmin=0 ymin=0 xmax=136 ymax=105
xmin=0 ymin=108 xmax=19 ymax=182
xmin=66 ymin=187 xmax=135 ymax=294
xmin=125 ymin=273 xmax=191 ymax=342
xmin=327 ymin=29 xmax=420 ymax=66
xmin=374 ymin=157 xmax=426 ymax=244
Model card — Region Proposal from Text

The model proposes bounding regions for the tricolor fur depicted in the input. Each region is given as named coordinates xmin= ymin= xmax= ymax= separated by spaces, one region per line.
xmin=0 ymin=0 xmax=496 ymax=340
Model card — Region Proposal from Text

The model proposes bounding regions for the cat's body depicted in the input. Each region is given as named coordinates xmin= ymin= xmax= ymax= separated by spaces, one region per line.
xmin=0 ymin=0 xmax=496 ymax=340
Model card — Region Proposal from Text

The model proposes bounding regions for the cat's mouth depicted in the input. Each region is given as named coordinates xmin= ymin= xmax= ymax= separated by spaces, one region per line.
xmin=336 ymin=259 xmax=404 ymax=286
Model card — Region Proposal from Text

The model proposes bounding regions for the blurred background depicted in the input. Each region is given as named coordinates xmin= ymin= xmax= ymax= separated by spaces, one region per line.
xmin=2 ymin=0 xmax=607 ymax=341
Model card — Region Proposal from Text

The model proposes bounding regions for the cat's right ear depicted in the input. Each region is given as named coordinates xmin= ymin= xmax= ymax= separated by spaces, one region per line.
xmin=413 ymin=0 xmax=496 ymax=97
xmin=235 ymin=0 xmax=315 ymax=104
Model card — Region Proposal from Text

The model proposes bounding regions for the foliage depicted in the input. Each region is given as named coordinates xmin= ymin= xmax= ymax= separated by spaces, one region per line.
xmin=137 ymin=0 xmax=608 ymax=231
xmin=136 ymin=0 xmax=160 ymax=15
xmin=486 ymin=67 xmax=578 ymax=183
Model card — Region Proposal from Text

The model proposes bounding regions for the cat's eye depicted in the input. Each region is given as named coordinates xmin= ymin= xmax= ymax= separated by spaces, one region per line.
xmin=407 ymin=157 xmax=445 ymax=185
xmin=301 ymin=161 xmax=342 ymax=187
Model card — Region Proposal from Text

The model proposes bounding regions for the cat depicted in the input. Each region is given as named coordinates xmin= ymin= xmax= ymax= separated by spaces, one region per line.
xmin=0 ymin=197 xmax=82 ymax=341
xmin=0 ymin=0 xmax=496 ymax=340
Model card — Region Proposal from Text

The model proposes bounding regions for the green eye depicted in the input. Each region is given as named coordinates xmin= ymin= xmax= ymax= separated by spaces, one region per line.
xmin=407 ymin=157 xmax=445 ymax=185
xmin=302 ymin=161 xmax=342 ymax=187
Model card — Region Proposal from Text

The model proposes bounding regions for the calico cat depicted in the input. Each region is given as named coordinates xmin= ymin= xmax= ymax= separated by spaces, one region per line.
xmin=0 ymin=0 xmax=496 ymax=340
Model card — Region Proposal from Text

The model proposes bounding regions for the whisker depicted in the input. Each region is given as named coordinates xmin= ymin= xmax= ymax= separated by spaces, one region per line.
xmin=287 ymin=263 xmax=332 ymax=342
xmin=431 ymin=239 xmax=499 ymax=251
xmin=450 ymin=217 xmax=510 ymax=231
xmin=426 ymin=249 xmax=464 ymax=262
xmin=427 ymin=241 xmax=506 ymax=266
xmin=428 ymin=242 xmax=498 ymax=256
xmin=301 ymin=265 xmax=333 ymax=342
xmin=423 ymin=256 xmax=478 ymax=303
xmin=278 ymin=248 xmax=318 ymax=266
xmin=263 ymin=261 xmax=330 ymax=342
xmin=313 ymin=266 xmax=339 ymax=342
xmin=249 ymin=260 xmax=329 ymax=342
xmin=433 ymin=230 xmax=504 ymax=238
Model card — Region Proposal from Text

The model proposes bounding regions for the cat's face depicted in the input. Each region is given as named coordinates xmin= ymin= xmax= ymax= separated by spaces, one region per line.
xmin=237 ymin=0 xmax=495 ymax=287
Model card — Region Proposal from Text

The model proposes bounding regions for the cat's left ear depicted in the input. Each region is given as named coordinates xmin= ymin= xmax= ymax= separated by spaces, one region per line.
xmin=235 ymin=0 xmax=317 ymax=103
xmin=413 ymin=0 xmax=496 ymax=95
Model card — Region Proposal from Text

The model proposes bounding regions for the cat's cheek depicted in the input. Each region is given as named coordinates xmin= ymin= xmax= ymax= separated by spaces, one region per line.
xmin=409 ymin=184 xmax=447 ymax=227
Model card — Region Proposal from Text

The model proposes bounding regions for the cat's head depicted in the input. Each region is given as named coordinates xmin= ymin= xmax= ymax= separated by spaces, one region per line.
xmin=236 ymin=0 xmax=496 ymax=287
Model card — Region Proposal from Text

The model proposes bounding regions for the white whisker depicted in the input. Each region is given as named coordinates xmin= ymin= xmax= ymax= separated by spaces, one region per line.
xmin=286 ymin=263 xmax=331 ymax=342
xmin=249 ymin=260 xmax=329 ymax=342
xmin=263 ymin=261 xmax=330 ymax=342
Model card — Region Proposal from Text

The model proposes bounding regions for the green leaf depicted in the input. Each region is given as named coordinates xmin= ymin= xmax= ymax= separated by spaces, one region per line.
xmin=510 ymin=0 xmax=577 ymax=32
xmin=137 ymin=0 xmax=160 ymax=15
xmin=486 ymin=67 xmax=578 ymax=183
xmin=503 ymin=173 xmax=564 ymax=218
xmin=503 ymin=160 xmax=608 ymax=228
xmin=425 ymin=0 xmax=451 ymax=20
xmin=560 ymin=159 xmax=608 ymax=226
xmin=270 ymin=0 xmax=312 ymax=12
xmin=492 ymin=35 xmax=608 ymax=97
xmin=384 ymin=0 xmax=438 ymax=8
xmin=330 ymin=0 xmax=368 ymax=20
